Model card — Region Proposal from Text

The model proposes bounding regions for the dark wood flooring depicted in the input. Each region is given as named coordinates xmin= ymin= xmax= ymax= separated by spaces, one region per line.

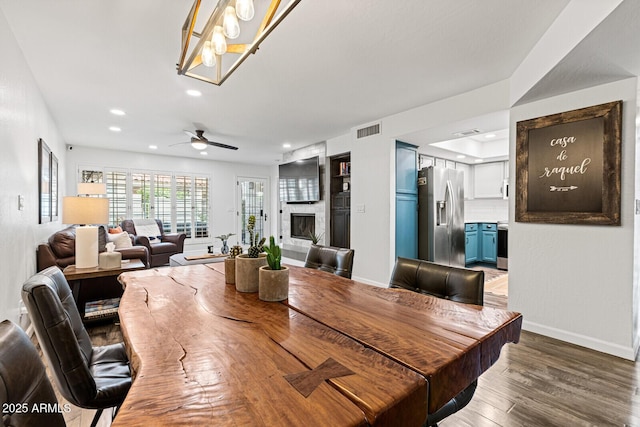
xmin=72 ymin=280 xmax=640 ymax=426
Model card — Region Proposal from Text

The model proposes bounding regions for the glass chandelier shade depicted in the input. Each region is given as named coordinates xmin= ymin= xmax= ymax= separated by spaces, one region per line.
xmin=223 ymin=6 xmax=240 ymax=39
xmin=235 ymin=0 xmax=255 ymax=21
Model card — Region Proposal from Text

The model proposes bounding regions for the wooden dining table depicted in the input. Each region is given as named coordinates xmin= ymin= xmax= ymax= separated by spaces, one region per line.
xmin=114 ymin=263 xmax=522 ymax=426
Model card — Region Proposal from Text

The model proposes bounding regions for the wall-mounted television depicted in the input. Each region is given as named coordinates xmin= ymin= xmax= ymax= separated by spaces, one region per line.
xmin=278 ymin=156 xmax=320 ymax=203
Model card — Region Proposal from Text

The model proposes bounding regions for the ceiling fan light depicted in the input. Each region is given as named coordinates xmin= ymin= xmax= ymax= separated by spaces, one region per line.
xmin=235 ymin=0 xmax=254 ymax=21
xmin=191 ymin=141 xmax=208 ymax=150
xmin=201 ymin=41 xmax=215 ymax=67
xmin=212 ymin=25 xmax=227 ymax=55
xmin=223 ymin=6 xmax=240 ymax=39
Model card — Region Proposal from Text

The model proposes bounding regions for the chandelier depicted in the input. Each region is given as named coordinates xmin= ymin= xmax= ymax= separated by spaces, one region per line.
xmin=177 ymin=0 xmax=302 ymax=86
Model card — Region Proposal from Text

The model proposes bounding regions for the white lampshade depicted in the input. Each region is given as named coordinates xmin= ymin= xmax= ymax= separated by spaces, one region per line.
xmin=62 ymin=196 xmax=109 ymax=225
xmin=62 ymin=196 xmax=109 ymax=269
xmin=77 ymin=182 xmax=107 ymax=195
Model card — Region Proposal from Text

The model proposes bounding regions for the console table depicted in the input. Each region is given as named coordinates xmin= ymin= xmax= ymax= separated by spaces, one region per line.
xmin=116 ymin=264 xmax=521 ymax=426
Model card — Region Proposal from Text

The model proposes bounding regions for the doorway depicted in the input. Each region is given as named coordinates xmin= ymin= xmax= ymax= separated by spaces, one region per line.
xmin=237 ymin=177 xmax=269 ymax=246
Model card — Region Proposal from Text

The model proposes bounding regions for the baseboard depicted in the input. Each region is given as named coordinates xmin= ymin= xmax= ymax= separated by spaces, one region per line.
xmin=523 ymin=319 xmax=636 ymax=361
xmin=282 ymin=249 xmax=307 ymax=262
xmin=351 ymin=275 xmax=387 ymax=288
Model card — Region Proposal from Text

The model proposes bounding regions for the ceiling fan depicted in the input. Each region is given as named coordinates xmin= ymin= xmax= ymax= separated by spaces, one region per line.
xmin=171 ymin=130 xmax=239 ymax=151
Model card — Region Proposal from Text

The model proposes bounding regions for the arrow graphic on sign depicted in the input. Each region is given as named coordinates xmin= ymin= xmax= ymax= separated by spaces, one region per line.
xmin=549 ymin=185 xmax=578 ymax=192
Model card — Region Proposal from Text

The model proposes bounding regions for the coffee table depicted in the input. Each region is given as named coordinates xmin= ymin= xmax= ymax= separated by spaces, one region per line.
xmin=169 ymin=253 xmax=227 ymax=266
xmin=63 ymin=259 xmax=146 ymax=323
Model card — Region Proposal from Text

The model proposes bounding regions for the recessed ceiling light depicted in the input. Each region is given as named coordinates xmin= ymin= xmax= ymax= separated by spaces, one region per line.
xmin=110 ymin=109 xmax=126 ymax=116
xmin=200 ymin=151 xmax=208 ymax=155
xmin=474 ymin=159 xmax=484 ymax=163
xmin=282 ymin=143 xmax=291 ymax=148
xmin=456 ymin=155 xmax=466 ymax=159
xmin=485 ymin=133 xmax=496 ymax=139
xmin=148 ymin=145 xmax=158 ymax=150
xmin=109 ymin=126 xmax=121 ymax=132
xmin=186 ymin=89 xmax=202 ymax=97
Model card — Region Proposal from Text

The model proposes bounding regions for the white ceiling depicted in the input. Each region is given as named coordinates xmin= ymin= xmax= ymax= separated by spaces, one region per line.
xmin=1 ymin=0 xmax=638 ymax=165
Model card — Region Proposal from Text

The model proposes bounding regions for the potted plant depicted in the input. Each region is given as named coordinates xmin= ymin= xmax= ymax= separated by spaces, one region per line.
xmin=259 ymin=236 xmax=289 ymax=301
xmin=224 ymin=245 xmax=243 ymax=285
xmin=308 ymin=231 xmax=324 ymax=245
xmin=215 ymin=232 xmax=235 ymax=254
xmin=235 ymin=215 xmax=266 ymax=292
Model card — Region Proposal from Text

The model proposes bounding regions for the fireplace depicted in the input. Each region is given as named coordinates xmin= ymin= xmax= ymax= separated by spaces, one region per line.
xmin=290 ymin=213 xmax=315 ymax=240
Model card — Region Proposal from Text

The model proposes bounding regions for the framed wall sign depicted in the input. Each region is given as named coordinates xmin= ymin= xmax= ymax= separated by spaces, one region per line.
xmin=51 ymin=153 xmax=59 ymax=221
xmin=515 ymin=100 xmax=622 ymax=225
xmin=38 ymin=138 xmax=52 ymax=224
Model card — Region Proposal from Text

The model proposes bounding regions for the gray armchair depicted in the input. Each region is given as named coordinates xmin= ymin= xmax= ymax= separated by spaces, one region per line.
xmin=121 ymin=219 xmax=186 ymax=267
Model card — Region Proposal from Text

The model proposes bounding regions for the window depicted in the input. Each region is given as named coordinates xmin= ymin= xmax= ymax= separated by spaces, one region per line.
xmin=131 ymin=173 xmax=152 ymax=219
xmin=105 ymin=171 xmax=127 ymax=225
xmin=85 ymin=166 xmax=210 ymax=241
xmin=194 ymin=177 xmax=209 ymax=238
xmin=175 ymin=175 xmax=192 ymax=238
xmin=154 ymin=174 xmax=172 ymax=233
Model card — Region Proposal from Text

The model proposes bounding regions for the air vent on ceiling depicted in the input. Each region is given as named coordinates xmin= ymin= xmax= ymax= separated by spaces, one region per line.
xmin=357 ymin=123 xmax=381 ymax=139
xmin=453 ymin=128 xmax=481 ymax=137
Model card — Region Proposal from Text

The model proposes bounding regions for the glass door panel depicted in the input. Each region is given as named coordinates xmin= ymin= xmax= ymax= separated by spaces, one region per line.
xmin=238 ymin=178 xmax=267 ymax=245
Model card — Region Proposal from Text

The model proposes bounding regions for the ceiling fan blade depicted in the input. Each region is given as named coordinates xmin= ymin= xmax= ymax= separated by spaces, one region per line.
xmin=184 ymin=130 xmax=198 ymax=139
xmin=208 ymin=141 xmax=239 ymax=150
xmin=169 ymin=141 xmax=190 ymax=147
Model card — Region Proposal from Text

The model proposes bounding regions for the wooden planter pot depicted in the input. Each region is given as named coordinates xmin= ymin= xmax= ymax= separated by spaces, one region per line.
xmin=235 ymin=254 xmax=267 ymax=293
xmin=258 ymin=266 xmax=289 ymax=302
xmin=224 ymin=257 xmax=236 ymax=284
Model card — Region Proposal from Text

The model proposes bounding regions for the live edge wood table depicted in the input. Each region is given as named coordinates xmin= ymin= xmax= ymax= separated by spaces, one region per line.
xmin=115 ymin=264 xmax=522 ymax=426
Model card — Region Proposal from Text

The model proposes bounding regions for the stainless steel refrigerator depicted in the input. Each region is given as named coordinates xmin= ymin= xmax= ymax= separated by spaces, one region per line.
xmin=418 ymin=166 xmax=465 ymax=267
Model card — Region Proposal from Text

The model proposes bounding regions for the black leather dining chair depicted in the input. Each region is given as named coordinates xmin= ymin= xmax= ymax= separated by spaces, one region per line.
xmin=21 ymin=266 xmax=131 ymax=427
xmin=389 ymin=257 xmax=484 ymax=427
xmin=304 ymin=244 xmax=355 ymax=279
xmin=0 ymin=319 xmax=66 ymax=427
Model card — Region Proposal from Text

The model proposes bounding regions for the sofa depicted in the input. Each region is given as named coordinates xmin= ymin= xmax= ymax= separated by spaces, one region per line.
xmin=121 ymin=219 xmax=186 ymax=267
xmin=37 ymin=225 xmax=149 ymax=272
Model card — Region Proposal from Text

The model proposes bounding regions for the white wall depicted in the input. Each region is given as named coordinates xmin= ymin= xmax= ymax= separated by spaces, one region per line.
xmin=509 ymin=78 xmax=638 ymax=360
xmin=0 ymin=9 xmax=67 ymax=325
xmin=66 ymin=146 xmax=274 ymax=252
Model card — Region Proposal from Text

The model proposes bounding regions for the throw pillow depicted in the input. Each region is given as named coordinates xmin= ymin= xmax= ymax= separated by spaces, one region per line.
xmin=107 ymin=231 xmax=133 ymax=249
xmin=132 ymin=219 xmax=162 ymax=238
xmin=109 ymin=226 xmax=123 ymax=234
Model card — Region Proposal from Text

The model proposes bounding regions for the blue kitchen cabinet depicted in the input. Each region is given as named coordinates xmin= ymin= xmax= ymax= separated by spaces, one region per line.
xmin=480 ymin=223 xmax=497 ymax=263
xmin=395 ymin=141 xmax=418 ymax=259
xmin=465 ymin=223 xmax=479 ymax=265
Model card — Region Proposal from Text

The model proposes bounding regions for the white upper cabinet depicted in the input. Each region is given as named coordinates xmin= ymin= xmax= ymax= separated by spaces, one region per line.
xmin=473 ymin=162 xmax=506 ymax=198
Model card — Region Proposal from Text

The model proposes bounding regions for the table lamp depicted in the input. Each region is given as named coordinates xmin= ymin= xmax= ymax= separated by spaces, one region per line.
xmin=62 ymin=196 xmax=109 ymax=269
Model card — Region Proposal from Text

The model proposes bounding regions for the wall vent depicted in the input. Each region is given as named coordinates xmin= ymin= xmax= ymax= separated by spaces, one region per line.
xmin=453 ymin=128 xmax=481 ymax=137
xmin=357 ymin=123 xmax=381 ymax=139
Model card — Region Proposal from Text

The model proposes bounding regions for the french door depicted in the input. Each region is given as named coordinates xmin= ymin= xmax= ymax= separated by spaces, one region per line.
xmin=237 ymin=177 xmax=268 ymax=246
